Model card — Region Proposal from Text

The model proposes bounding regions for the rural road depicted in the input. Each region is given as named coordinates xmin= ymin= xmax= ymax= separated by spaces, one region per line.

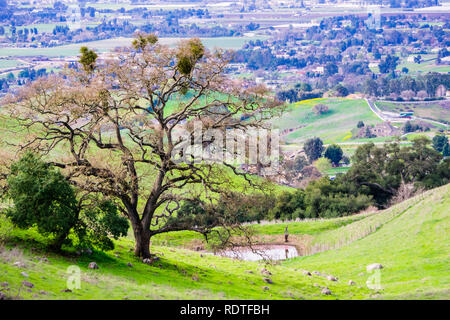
xmin=365 ymin=98 xmax=388 ymax=121
xmin=365 ymin=98 xmax=449 ymax=128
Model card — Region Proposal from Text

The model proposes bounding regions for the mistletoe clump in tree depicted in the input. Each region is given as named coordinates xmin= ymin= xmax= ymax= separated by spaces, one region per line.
xmin=1 ymin=34 xmax=281 ymax=259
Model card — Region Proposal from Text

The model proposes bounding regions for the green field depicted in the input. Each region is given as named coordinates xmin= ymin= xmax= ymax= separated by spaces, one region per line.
xmin=0 ymin=183 xmax=448 ymax=300
xmin=272 ymin=98 xmax=382 ymax=145
xmin=0 ymin=59 xmax=25 ymax=69
xmin=89 ymin=3 xmax=198 ymax=10
xmin=375 ymin=100 xmax=450 ymax=124
xmin=369 ymin=53 xmax=450 ymax=75
xmin=2 ymin=24 xmax=96 ymax=36
xmin=397 ymin=55 xmax=450 ymax=74
xmin=0 ymin=36 xmax=266 ymax=58
xmin=285 ymin=184 xmax=450 ymax=299
xmin=324 ymin=166 xmax=351 ymax=176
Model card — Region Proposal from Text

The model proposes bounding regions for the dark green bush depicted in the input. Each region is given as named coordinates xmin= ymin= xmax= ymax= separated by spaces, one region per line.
xmin=5 ymin=153 xmax=128 ymax=251
xmin=6 ymin=152 xmax=78 ymax=249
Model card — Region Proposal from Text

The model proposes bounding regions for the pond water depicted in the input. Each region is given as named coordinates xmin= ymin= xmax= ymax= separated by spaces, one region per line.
xmin=213 ymin=244 xmax=299 ymax=261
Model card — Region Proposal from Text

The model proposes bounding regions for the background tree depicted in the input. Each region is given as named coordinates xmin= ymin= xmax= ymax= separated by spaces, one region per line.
xmin=346 ymin=138 xmax=444 ymax=206
xmin=443 ymin=143 xmax=450 ymax=157
xmin=378 ymin=54 xmax=399 ymax=74
xmin=324 ymin=144 xmax=343 ymax=166
xmin=282 ymin=154 xmax=309 ymax=184
xmin=401 ymin=90 xmax=415 ymax=101
xmin=341 ymin=155 xmax=350 ymax=165
xmin=364 ymin=78 xmax=378 ymax=96
xmin=2 ymin=34 xmax=281 ymax=259
xmin=313 ymin=157 xmax=332 ymax=173
xmin=304 ymin=137 xmax=324 ymax=162
xmin=268 ymin=189 xmax=305 ymax=221
xmin=403 ymin=121 xmax=413 ymax=133
xmin=432 ymin=135 xmax=449 ymax=153
xmin=313 ymin=103 xmax=329 ymax=115
xmin=414 ymin=55 xmax=422 ymax=64
xmin=364 ymin=126 xmax=376 ymax=138
xmin=334 ymin=84 xmax=348 ymax=97
xmin=357 ymin=120 xmax=364 ymax=128
xmin=324 ymin=62 xmax=338 ymax=76
xmin=293 ymin=155 xmax=308 ymax=172
xmin=416 ymin=90 xmax=428 ymax=100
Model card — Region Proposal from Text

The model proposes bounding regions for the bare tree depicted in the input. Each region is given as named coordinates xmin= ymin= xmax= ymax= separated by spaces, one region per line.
xmin=1 ymin=34 xmax=282 ymax=259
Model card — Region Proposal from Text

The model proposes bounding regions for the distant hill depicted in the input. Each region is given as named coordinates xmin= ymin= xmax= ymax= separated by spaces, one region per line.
xmin=271 ymin=98 xmax=382 ymax=145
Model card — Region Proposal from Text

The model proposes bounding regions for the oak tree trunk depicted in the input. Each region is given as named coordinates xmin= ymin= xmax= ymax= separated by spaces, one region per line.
xmin=132 ymin=223 xmax=152 ymax=259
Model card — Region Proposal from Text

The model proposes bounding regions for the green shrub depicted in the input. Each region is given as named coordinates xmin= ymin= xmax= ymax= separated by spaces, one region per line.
xmin=5 ymin=152 xmax=79 ymax=249
xmin=75 ymin=199 xmax=129 ymax=251
xmin=5 ymin=153 xmax=128 ymax=251
xmin=0 ymin=214 xmax=13 ymax=242
xmin=313 ymin=157 xmax=332 ymax=173
xmin=303 ymin=177 xmax=373 ymax=218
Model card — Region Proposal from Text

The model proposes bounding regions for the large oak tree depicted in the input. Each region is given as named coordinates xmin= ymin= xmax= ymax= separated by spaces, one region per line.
xmin=1 ymin=34 xmax=281 ymax=259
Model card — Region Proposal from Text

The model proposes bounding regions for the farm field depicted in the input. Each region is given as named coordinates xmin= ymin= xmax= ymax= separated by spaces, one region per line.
xmin=0 ymin=36 xmax=267 ymax=59
xmin=89 ymin=3 xmax=200 ymax=10
xmin=0 ymin=183 xmax=448 ymax=300
xmin=0 ymin=59 xmax=24 ymax=69
xmin=0 ymin=38 xmax=135 ymax=58
xmin=369 ymin=52 xmax=450 ymax=75
xmin=273 ymin=97 xmax=447 ymax=151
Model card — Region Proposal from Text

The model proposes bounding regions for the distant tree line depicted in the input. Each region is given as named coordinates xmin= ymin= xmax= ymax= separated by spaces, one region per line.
xmin=224 ymin=137 xmax=449 ymax=222
xmin=364 ymin=73 xmax=450 ymax=98
xmin=276 ymin=82 xmax=323 ymax=103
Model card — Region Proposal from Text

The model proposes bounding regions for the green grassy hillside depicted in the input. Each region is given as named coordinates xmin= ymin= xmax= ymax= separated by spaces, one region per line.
xmin=0 ymin=184 xmax=448 ymax=300
xmin=284 ymin=184 xmax=450 ymax=299
xmin=375 ymin=100 xmax=450 ymax=125
xmin=272 ymin=98 xmax=382 ymax=145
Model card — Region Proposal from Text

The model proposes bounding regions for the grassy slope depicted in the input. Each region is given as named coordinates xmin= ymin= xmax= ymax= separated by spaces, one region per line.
xmin=397 ymin=57 xmax=450 ymax=75
xmin=0 ymin=219 xmax=371 ymax=300
xmin=1 ymin=184 xmax=448 ymax=300
xmin=375 ymin=100 xmax=450 ymax=124
xmin=272 ymin=98 xmax=382 ymax=145
xmin=284 ymin=184 xmax=450 ymax=299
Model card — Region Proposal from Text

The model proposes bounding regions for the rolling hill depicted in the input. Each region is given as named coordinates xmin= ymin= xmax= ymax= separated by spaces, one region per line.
xmin=0 ymin=184 xmax=448 ymax=300
xmin=272 ymin=98 xmax=382 ymax=145
xmin=284 ymin=183 xmax=450 ymax=299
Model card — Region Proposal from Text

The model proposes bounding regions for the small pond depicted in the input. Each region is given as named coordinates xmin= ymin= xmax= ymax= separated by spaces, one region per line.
xmin=213 ymin=244 xmax=299 ymax=261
